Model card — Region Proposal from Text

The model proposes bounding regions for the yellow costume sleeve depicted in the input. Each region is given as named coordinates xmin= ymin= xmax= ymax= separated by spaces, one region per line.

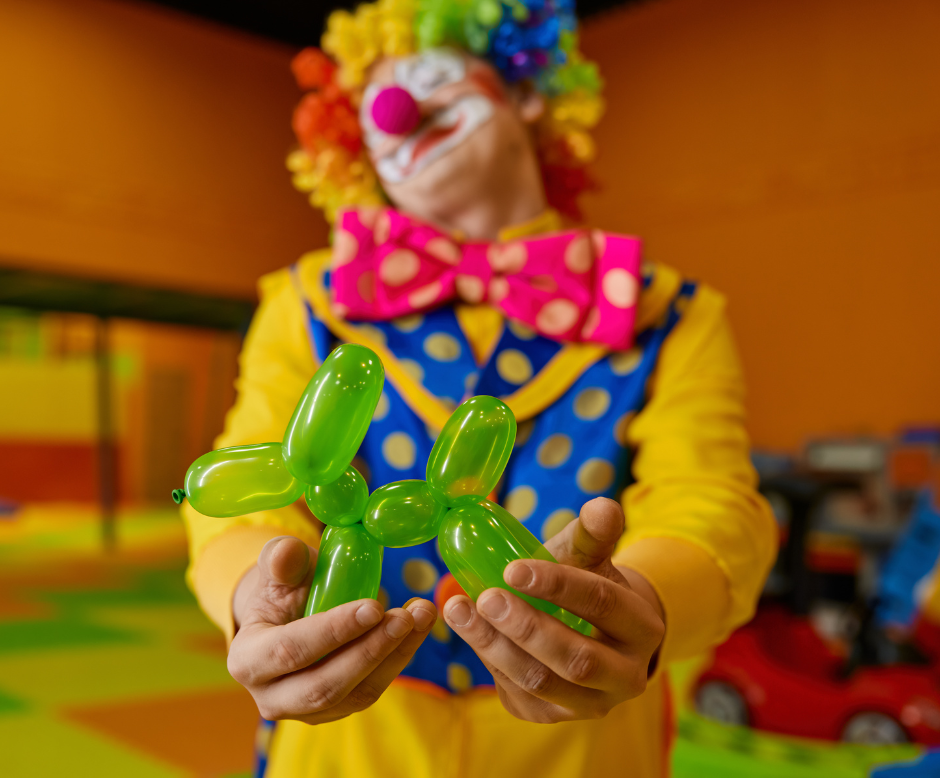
xmin=614 ymin=284 xmax=778 ymax=669
xmin=182 ymin=259 xmax=327 ymax=641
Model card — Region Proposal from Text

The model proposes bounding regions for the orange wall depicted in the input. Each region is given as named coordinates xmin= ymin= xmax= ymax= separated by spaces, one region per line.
xmin=581 ymin=0 xmax=940 ymax=450
xmin=0 ymin=0 xmax=327 ymax=299
xmin=3 ymin=0 xmax=938 ymax=453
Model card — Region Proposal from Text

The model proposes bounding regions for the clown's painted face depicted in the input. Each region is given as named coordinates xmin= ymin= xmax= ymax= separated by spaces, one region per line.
xmin=359 ymin=49 xmax=503 ymax=184
xmin=359 ymin=48 xmax=542 ymax=221
xmin=360 ymin=48 xmax=505 ymax=184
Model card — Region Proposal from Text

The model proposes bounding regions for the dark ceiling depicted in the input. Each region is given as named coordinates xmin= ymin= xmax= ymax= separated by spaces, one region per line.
xmin=141 ymin=0 xmax=642 ymax=47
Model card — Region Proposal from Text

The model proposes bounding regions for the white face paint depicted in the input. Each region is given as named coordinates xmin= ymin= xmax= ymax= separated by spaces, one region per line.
xmin=394 ymin=48 xmax=466 ymax=100
xmin=361 ymin=48 xmax=496 ymax=185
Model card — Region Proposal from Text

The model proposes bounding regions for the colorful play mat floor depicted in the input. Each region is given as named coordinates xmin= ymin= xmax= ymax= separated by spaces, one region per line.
xmin=0 ymin=505 xmax=929 ymax=777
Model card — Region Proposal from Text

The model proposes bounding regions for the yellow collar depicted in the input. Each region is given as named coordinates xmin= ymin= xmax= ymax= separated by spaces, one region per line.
xmin=497 ymin=209 xmax=563 ymax=242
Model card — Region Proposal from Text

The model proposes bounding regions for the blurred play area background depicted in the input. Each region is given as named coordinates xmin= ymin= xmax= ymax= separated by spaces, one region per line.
xmin=1 ymin=0 xmax=939 ymax=776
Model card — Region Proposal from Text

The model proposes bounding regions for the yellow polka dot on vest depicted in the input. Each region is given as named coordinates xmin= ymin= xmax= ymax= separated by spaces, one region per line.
xmin=447 ymin=662 xmax=473 ymax=693
xmin=377 ymin=587 xmax=390 ymax=610
xmin=504 ymin=485 xmax=537 ymax=521
xmin=496 ymin=349 xmax=533 ymax=385
xmin=614 ymin=411 xmax=636 ymax=447
xmin=373 ymin=392 xmax=390 ymax=421
xmin=400 ymin=358 xmax=425 ymax=383
xmin=356 ymin=323 xmax=387 ymax=347
xmin=577 ymin=458 xmax=615 ymax=493
xmin=430 ymin=618 xmax=451 ymax=643
xmin=675 ymin=295 xmax=691 ymax=315
xmin=392 ymin=313 xmax=424 ymax=332
xmin=423 ymin=332 xmax=461 ymax=362
xmin=515 ymin=419 xmax=535 ymax=447
xmin=351 ymin=456 xmax=371 ymax=486
xmin=382 ymin=432 xmax=416 ymax=470
xmin=609 ymin=347 xmax=642 ymax=375
xmin=507 ymin=319 xmax=537 ymax=340
xmin=402 ymin=558 xmax=439 ymax=593
xmin=537 ymin=433 xmax=573 ymax=468
xmin=464 ymin=371 xmax=478 ymax=392
xmin=542 ymin=508 xmax=577 ymax=541
xmin=573 ymin=387 xmax=611 ymax=421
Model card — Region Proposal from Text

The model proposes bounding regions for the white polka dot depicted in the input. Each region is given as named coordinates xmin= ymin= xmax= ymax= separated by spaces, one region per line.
xmin=504 ymin=485 xmax=537 ymax=521
xmin=382 ymin=432 xmax=416 ymax=470
xmin=408 ymin=281 xmax=442 ymax=309
xmin=573 ymin=387 xmax=611 ymax=420
xmin=537 ymin=434 xmax=572 ymax=468
xmin=331 ymin=229 xmax=358 ymax=267
xmin=426 ymin=237 xmax=461 ymax=265
xmin=488 ymin=277 xmax=510 ymax=303
xmin=581 ymin=307 xmax=600 ymax=338
xmin=373 ymin=210 xmax=391 ymax=243
xmin=564 ymin=234 xmax=593 ymax=273
xmin=357 ymin=270 xmax=376 ymax=303
xmin=602 ymin=269 xmax=639 ymax=309
xmin=495 ymin=349 xmax=533 ymax=384
xmin=536 ymin=299 xmax=579 ymax=336
xmin=530 ymin=275 xmax=558 ymax=293
xmin=423 ymin=332 xmax=461 ymax=362
xmin=487 ymin=243 xmax=527 ymax=274
xmin=380 ymin=249 xmax=420 ymax=286
xmin=455 ymin=275 xmax=485 ymax=303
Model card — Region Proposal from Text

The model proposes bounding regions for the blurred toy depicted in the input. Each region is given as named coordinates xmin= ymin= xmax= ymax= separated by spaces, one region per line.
xmin=875 ymin=492 xmax=940 ymax=635
xmin=695 ymin=431 xmax=940 ymax=747
xmin=178 ymin=349 xmax=591 ymax=632
xmin=695 ymin=604 xmax=940 ymax=746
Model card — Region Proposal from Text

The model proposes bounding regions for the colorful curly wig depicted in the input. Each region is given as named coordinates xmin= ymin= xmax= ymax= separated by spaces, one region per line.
xmin=287 ymin=0 xmax=604 ymax=222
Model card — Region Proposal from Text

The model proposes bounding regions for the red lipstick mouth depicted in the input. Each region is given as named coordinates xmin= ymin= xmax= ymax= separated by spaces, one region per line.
xmin=409 ymin=115 xmax=464 ymax=166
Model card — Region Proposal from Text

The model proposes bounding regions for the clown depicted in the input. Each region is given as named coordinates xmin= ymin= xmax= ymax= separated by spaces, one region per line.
xmin=182 ymin=1 xmax=777 ymax=776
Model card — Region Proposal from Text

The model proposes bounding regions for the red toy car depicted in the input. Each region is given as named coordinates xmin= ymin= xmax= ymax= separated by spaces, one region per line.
xmin=694 ymin=606 xmax=940 ymax=745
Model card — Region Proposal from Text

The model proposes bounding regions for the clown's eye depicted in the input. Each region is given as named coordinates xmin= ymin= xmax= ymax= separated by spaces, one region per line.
xmin=395 ymin=48 xmax=465 ymax=101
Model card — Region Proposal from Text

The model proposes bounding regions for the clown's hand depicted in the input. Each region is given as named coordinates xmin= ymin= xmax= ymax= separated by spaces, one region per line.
xmin=443 ymin=498 xmax=665 ymax=723
xmin=227 ymin=536 xmax=437 ymax=724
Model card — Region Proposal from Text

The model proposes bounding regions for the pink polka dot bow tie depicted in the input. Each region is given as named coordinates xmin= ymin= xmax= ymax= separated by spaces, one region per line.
xmin=330 ymin=208 xmax=642 ymax=351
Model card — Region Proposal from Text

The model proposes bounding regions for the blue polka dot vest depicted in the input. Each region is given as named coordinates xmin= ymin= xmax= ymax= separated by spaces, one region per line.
xmin=298 ymin=266 xmax=696 ymax=694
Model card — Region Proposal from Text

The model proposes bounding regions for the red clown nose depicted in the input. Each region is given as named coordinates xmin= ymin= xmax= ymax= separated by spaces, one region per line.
xmin=371 ymin=85 xmax=420 ymax=135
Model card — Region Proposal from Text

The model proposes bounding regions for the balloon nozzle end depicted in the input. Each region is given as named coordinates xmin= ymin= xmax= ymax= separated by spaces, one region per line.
xmin=171 ymin=489 xmax=186 ymax=505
